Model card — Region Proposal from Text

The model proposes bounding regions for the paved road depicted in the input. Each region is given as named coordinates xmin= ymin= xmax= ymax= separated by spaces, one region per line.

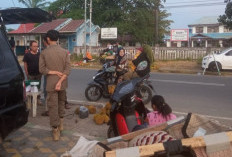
xmin=67 ymin=69 xmax=232 ymax=121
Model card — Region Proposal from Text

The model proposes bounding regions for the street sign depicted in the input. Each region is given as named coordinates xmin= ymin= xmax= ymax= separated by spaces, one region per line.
xmin=101 ymin=28 xmax=117 ymax=39
xmin=171 ymin=29 xmax=189 ymax=41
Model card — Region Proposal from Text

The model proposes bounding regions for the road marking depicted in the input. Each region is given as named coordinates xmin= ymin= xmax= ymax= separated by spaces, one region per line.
xmin=173 ymin=111 xmax=232 ymax=121
xmin=70 ymin=99 xmax=232 ymax=121
xmin=146 ymin=108 xmax=232 ymax=121
xmin=150 ymin=79 xmax=225 ymax=86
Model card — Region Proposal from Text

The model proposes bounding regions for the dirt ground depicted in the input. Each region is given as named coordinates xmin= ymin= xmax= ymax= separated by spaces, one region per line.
xmin=28 ymin=103 xmax=108 ymax=141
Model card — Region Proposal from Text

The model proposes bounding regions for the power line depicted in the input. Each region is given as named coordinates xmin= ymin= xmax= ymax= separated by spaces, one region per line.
xmin=165 ymin=2 xmax=226 ymax=8
xmin=170 ymin=10 xmax=224 ymax=15
xmin=11 ymin=0 xmax=16 ymax=7
xmin=165 ymin=0 xmax=222 ymax=5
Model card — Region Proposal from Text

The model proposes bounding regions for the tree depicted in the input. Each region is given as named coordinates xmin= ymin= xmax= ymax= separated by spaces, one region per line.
xmin=18 ymin=0 xmax=50 ymax=9
xmin=92 ymin=0 xmax=172 ymax=45
xmin=48 ymin=0 xmax=172 ymax=44
xmin=218 ymin=2 xmax=232 ymax=29
xmin=48 ymin=0 xmax=84 ymax=19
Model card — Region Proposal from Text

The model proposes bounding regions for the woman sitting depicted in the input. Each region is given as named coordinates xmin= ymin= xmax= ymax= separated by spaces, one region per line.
xmin=146 ymin=95 xmax=176 ymax=127
xmin=115 ymin=48 xmax=128 ymax=83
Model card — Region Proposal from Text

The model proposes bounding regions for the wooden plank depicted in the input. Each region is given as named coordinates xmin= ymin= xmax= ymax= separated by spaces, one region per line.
xmin=105 ymin=131 xmax=232 ymax=157
xmin=103 ymin=123 xmax=168 ymax=145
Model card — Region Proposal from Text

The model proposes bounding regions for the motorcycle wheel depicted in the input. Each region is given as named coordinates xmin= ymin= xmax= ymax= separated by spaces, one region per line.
xmin=107 ymin=125 xmax=115 ymax=138
xmin=138 ymin=85 xmax=152 ymax=104
xmin=85 ymin=85 xmax=102 ymax=101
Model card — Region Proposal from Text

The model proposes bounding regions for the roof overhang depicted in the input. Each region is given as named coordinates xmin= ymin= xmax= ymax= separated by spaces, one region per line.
xmin=188 ymin=23 xmax=220 ymax=27
xmin=0 ymin=8 xmax=53 ymax=25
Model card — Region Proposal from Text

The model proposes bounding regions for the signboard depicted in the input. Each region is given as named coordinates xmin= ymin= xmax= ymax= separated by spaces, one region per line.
xmin=101 ymin=28 xmax=117 ymax=39
xmin=171 ymin=29 xmax=189 ymax=41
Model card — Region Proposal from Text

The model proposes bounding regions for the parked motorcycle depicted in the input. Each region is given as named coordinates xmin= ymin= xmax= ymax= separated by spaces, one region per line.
xmin=85 ymin=62 xmax=154 ymax=103
xmin=107 ymin=76 xmax=149 ymax=138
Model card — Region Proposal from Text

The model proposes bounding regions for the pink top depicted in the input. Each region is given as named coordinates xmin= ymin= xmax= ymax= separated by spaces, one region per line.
xmin=147 ymin=111 xmax=176 ymax=127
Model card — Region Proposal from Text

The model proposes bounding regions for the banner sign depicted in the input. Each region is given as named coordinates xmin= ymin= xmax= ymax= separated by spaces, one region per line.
xmin=171 ymin=29 xmax=189 ymax=41
xmin=101 ymin=28 xmax=117 ymax=39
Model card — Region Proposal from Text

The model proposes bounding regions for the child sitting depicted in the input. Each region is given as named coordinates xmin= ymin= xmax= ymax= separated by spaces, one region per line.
xmin=147 ymin=95 xmax=176 ymax=127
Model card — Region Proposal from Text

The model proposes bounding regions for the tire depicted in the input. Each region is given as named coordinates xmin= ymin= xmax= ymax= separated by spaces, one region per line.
xmin=107 ymin=125 xmax=115 ymax=138
xmin=209 ymin=62 xmax=222 ymax=72
xmin=85 ymin=85 xmax=102 ymax=101
xmin=138 ymin=85 xmax=152 ymax=104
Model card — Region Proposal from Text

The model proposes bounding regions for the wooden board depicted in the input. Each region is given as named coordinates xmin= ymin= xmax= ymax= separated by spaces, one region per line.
xmin=105 ymin=131 xmax=232 ymax=157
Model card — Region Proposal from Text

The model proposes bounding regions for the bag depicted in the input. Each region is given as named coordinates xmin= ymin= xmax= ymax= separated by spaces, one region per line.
xmin=154 ymin=140 xmax=197 ymax=157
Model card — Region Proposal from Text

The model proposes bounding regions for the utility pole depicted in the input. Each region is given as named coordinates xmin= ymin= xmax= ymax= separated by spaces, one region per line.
xmin=84 ymin=0 xmax=87 ymax=56
xmin=89 ymin=0 xmax=92 ymax=53
xmin=155 ymin=9 xmax=159 ymax=46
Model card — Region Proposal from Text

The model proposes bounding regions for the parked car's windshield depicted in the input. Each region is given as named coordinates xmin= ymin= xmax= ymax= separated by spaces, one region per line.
xmin=218 ymin=48 xmax=232 ymax=55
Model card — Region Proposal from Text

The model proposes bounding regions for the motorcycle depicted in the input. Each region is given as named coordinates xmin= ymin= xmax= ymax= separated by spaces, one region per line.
xmin=85 ymin=61 xmax=116 ymax=101
xmin=107 ymin=76 xmax=150 ymax=138
xmin=85 ymin=62 xmax=154 ymax=103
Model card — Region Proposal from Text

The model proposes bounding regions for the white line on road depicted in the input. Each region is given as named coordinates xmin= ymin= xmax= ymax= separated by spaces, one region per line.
xmin=146 ymin=107 xmax=232 ymax=121
xmin=70 ymin=100 xmax=232 ymax=121
xmin=173 ymin=111 xmax=232 ymax=121
xmin=150 ymin=79 xmax=225 ymax=86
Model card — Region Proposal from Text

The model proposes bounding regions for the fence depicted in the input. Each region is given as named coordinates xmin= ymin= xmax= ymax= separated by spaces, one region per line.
xmin=73 ymin=46 xmax=224 ymax=60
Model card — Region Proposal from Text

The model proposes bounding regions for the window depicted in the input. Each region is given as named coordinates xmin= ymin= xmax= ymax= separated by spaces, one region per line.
xmin=225 ymin=50 xmax=232 ymax=56
xmin=196 ymin=27 xmax=203 ymax=33
xmin=208 ymin=26 xmax=219 ymax=33
xmin=224 ymin=27 xmax=232 ymax=33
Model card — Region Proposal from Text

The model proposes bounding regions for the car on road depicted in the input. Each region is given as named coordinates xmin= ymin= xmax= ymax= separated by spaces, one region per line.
xmin=202 ymin=47 xmax=232 ymax=71
xmin=0 ymin=8 xmax=52 ymax=140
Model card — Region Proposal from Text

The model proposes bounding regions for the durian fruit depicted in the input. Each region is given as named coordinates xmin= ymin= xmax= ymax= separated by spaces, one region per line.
xmin=105 ymin=102 xmax=112 ymax=110
xmin=106 ymin=109 xmax=110 ymax=116
xmin=93 ymin=114 xmax=105 ymax=125
xmin=104 ymin=115 xmax=110 ymax=123
xmin=100 ymin=108 xmax=107 ymax=115
xmin=87 ymin=105 xmax=96 ymax=114
xmin=75 ymin=107 xmax=80 ymax=115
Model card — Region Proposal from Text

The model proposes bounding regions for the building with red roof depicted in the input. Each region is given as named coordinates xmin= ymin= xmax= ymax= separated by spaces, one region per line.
xmin=7 ymin=18 xmax=100 ymax=54
xmin=8 ymin=23 xmax=36 ymax=51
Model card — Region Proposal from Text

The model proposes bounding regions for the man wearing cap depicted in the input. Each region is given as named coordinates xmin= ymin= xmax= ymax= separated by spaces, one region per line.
xmin=123 ymin=47 xmax=150 ymax=80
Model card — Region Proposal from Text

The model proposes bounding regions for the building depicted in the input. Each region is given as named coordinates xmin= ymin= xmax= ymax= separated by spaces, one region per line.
xmin=8 ymin=23 xmax=36 ymax=55
xmin=189 ymin=16 xmax=232 ymax=47
xmin=8 ymin=18 xmax=100 ymax=54
xmin=165 ymin=16 xmax=232 ymax=48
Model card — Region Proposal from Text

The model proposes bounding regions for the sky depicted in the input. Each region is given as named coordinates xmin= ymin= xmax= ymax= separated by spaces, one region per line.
xmin=0 ymin=0 xmax=227 ymax=30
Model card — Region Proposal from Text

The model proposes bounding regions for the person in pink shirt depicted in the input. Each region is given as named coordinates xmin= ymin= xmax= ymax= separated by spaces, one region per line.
xmin=147 ymin=95 xmax=176 ymax=127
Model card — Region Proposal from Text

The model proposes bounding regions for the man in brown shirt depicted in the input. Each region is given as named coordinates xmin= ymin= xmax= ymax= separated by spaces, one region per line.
xmin=39 ymin=30 xmax=71 ymax=141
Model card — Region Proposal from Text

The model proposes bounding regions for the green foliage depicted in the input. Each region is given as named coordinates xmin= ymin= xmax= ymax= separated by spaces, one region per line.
xmin=18 ymin=0 xmax=50 ymax=9
xmin=70 ymin=53 xmax=83 ymax=62
xmin=48 ymin=0 xmax=172 ymax=44
xmin=218 ymin=2 xmax=232 ymax=29
xmin=143 ymin=44 xmax=154 ymax=64
xmin=197 ymin=57 xmax=203 ymax=65
xmin=48 ymin=0 xmax=84 ymax=18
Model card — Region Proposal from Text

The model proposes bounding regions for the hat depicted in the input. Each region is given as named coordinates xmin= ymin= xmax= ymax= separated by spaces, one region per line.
xmin=136 ymin=47 xmax=143 ymax=52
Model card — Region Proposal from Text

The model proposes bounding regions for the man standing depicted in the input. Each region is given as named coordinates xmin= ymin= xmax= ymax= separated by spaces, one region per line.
xmin=23 ymin=40 xmax=41 ymax=81
xmin=39 ymin=30 xmax=71 ymax=141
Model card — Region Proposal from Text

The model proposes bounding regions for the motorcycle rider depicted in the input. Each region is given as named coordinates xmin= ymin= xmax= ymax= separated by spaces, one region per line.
xmin=123 ymin=47 xmax=150 ymax=80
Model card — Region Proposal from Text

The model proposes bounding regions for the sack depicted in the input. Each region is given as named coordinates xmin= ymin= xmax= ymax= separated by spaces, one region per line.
xmin=129 ymin=131 xmax=174 ymax=147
